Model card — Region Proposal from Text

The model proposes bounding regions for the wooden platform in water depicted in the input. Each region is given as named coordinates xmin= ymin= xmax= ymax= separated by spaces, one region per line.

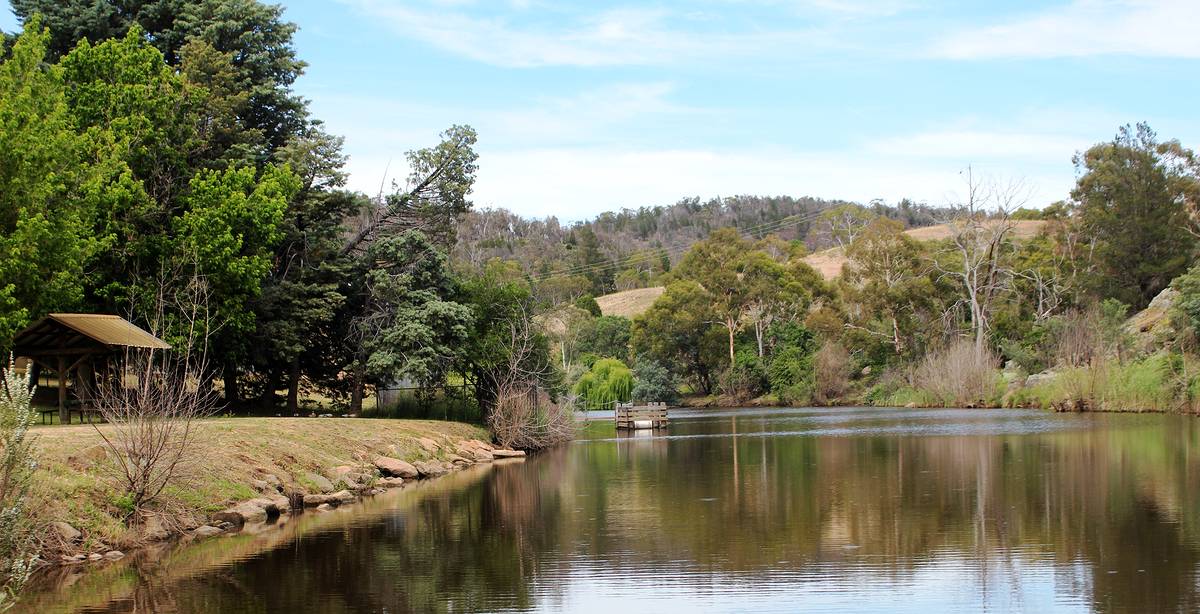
xmin=615 ymin=403 xmax=669 ymax=429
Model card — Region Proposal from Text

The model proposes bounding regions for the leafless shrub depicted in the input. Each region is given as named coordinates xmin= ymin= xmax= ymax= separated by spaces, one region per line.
xmin=488 ymin=385 xmax=576 ymax=451
xmin=486 ymin=306 xmax=577 ymax=451
xmin=93 ymin=352 xmax=218 ymax=522
xmin=812 ymin=342 xmax=850 ymax=405
xmin=1053 ymin=310 xmax=1102 ymax=368
xmin=912 ymin=339 xmax=1002 ymax=406
xmin=94 ymin=271 xmax=219 ymax=523
xmin=0 ymin=358 xmax=38 ymax=611
xmin=1050 ymin=304 xmax=1130 ymax=368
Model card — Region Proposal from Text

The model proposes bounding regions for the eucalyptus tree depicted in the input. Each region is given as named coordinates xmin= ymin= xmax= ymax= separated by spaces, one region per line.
xmin=840 ymin=218 xmax=938 ymax=357
xmin=631 ymin=281 xmax=726 ymax=395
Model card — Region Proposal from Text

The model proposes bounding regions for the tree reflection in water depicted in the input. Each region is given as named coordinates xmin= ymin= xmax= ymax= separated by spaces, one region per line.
xmin=30 ymin=408 xmax=1200 ymax=613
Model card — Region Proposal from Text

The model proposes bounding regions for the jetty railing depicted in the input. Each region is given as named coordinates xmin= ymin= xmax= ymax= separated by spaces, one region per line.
xmin=615 ymin=402 xmax=669 ymax=429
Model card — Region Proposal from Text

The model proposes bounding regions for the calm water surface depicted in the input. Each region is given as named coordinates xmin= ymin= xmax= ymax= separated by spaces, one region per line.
xmin=25 ymin=407 xmax=1200 ymax=613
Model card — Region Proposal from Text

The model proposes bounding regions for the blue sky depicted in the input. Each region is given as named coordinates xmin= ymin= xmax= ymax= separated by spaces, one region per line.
xmin=4 ymin=1 xmax=1199 ymax=220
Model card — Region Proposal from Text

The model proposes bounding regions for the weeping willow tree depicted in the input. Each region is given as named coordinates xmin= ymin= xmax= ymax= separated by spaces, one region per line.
xmin=574 ymin=358 xmax=634 ymax=410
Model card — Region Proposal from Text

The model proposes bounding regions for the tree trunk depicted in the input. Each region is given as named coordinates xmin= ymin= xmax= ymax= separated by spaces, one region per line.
xmin=726 ymin=318 xmax=736 ymax=364
xmin=349 ymin=362 xmax=364 ymax=414
xmin=260 ymin=369 xmax=279 ymax=406
xmin=286 ymin=357 xmax=301 ymax=413
xmin=223 ymin=361 xmax=240 ymax=408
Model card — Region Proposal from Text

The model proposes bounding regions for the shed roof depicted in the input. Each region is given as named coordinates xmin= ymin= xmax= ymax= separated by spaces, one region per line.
xmin=14 ymin=314 xmax=170 ymax=354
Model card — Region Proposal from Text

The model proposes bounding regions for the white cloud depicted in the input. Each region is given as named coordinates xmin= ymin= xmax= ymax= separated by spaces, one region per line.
xmin=458 ymin=146 xmax=1072 ymax=220
xmin=932 ymin=0 xmax=1200 ymax=59
xmin=319 ymin=89 xmax=1088 ymax=220
xmin=338 ymin=0 xmax=821 ymax=67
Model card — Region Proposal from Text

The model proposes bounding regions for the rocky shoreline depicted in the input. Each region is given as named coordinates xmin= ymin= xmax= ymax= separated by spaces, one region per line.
xmin=45 ymin=434 xmax=524 ymax=569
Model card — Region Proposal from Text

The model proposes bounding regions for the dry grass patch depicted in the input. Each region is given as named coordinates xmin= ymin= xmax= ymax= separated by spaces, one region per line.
xmin=595 ymin=286 xmax=665 ymax=319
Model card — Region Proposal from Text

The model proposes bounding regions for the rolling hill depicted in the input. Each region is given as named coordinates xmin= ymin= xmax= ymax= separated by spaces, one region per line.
xmin=595 ymin=220 xmax=1047 ymax=319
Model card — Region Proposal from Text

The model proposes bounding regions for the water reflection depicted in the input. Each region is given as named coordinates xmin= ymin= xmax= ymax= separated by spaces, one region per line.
xmin=25 ymin=408 xmax=1200 ymax=613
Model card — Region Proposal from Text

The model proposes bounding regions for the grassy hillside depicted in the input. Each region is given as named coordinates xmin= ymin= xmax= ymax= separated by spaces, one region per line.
xmin=596 ymin=287 xmax=666 ymax=318
xmin=596 ymin=220 xmax=1048 ymax=319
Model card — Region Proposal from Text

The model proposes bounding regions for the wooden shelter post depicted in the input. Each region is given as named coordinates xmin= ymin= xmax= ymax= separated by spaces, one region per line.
xmin=57 ymin=355 xmax=68 ymax=424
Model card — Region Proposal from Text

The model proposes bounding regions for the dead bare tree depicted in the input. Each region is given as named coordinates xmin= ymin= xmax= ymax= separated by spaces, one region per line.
xmin=934 ymin=168 xmax=1029 ymax=355
xmin=1016 ymin=267 xmax=1067 ymax=325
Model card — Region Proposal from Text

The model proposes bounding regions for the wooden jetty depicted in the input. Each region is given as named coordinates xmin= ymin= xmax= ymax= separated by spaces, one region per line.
xmin=615 ymin=402 xmax=669 ymax=430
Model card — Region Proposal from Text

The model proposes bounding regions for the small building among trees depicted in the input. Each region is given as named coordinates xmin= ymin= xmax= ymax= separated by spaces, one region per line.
xmin=11 ymin=314 xmax=170 ymax=423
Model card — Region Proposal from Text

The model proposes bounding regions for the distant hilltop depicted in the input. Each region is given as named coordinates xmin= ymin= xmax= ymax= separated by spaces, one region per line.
xmin=594 ymin=220 xmax=1048 ymax=319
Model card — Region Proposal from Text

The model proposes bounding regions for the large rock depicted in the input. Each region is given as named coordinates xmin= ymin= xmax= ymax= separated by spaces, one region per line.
xmin=1025 ymin=371 xmax=1058 ymax=388
xmin=193 ymin=525 xmax=224 ymax=538
xmin=417 ymin=437 xmax=441 ymax=453
xmin=261 ymin=494 xmax=290 ymax=513
xmin=413 ymin=460 xmax=451 ymax=478
xmin=303 ymin=493 xmax=332 ymax=507
xmin=1125 ymin=287 xmax=1180 ymax=353
xmin=448 ymin=454 xmax=474 ymax=466
xmin=374 ymin=456 xmax=419 ymax=479
xmin=468 ymin=439 xmax=494 ymax=451
xmin=304 ymin=472 xmax=336 ymax=493
xmin=302 ymin=490 xmax=355 ymax=507
xmin=491 ymin=449 xmax=526 ymax=458
xmin=378 ymin=477 xmax=405 ymax=488
xmin=51 ymin=521 xmax=82 ymax=543
xmin=212 ymin=497 xmax=281 ymax=526
xmin=455 ymin=441 xmax=493 ymax=462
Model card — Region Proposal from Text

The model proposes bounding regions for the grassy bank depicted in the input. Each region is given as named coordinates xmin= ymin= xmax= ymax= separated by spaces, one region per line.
xmin=859 ymin=352 xmax=1200 ymax=413
xmin=28 ymin=417 xmax=488 ymax=557
xmin=1010 ymin=354 xmax=1200 ymax=413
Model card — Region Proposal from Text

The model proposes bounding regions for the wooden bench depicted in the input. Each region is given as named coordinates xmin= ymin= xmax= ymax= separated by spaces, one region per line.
xmin=38 ymin=403 xmax=102 ymax=425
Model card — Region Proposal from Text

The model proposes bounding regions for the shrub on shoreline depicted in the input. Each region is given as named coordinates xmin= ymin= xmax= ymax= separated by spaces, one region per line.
xmin=0 ymin=359 xmax=39 ymax=611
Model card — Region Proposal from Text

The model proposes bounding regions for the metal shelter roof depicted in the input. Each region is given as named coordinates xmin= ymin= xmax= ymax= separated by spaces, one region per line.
xmin=13 ymin=314 xmax=170 ymax=354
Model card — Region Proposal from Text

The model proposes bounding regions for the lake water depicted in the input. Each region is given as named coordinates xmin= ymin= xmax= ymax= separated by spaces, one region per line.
xmin=25 ymin=407 xmax=1200 ymax=613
